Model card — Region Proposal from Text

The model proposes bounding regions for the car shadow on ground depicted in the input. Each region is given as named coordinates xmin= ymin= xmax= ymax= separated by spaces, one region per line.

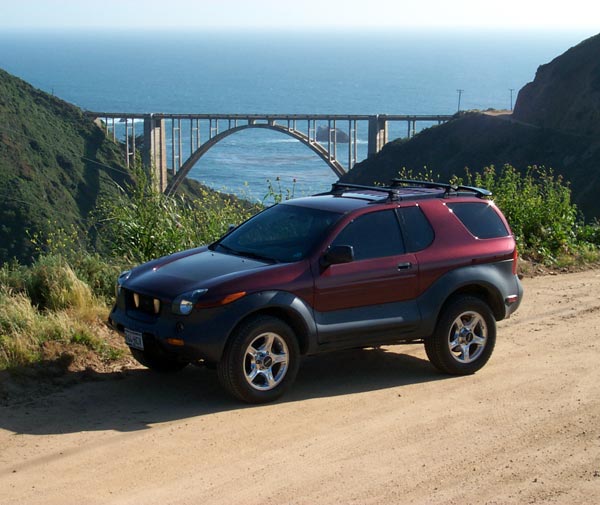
xmin=0 ymin=347 xmax=451 ymax=436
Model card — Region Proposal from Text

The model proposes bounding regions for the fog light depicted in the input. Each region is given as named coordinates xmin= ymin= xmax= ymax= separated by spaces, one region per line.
xmin=133 ymin=292 xmax=140 ymax=308
xmin=153 ymin=298 xmax=161 ymax=314
xmin=166 ymin=338 xmax=185 ymax=346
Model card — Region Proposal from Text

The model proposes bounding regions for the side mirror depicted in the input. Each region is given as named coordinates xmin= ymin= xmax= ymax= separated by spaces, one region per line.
xmin=321 ymin=245 xmax=354 ymax=268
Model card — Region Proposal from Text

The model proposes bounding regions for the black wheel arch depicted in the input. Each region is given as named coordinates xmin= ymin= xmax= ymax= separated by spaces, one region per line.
xmin=439 ymin=283 xmax=505 ymax=322
xmin=418 ymin=261 xmax=517 ymax=337
xmin=221 ymin=291 xmax=317 ymax=360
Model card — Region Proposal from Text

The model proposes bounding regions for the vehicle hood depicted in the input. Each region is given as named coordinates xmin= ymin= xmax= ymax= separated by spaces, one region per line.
xmin=124 ymin=248 xmax=270 ymax=299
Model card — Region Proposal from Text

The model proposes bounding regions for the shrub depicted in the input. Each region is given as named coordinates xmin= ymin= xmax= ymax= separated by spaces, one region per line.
xmin=20 ymin=255 xmax=94 ymax=311
xmin=463 ymin=165 xmax=580 ymax=261
xmin=95 ymin=168 xmax=258 ymax=263
xmin=263 ymin=177 xmax=297 ymax=204
xmin=28 ymin=221 xmax=123 ymax=302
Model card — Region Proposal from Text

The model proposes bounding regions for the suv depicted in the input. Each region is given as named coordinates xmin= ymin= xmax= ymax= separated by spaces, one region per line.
xmin=109 ymin=179 xmax=523 ymax=403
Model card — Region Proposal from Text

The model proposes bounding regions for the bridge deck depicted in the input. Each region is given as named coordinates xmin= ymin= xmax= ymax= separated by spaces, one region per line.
xmin=87 ymin=112 xmax=453 ymax=122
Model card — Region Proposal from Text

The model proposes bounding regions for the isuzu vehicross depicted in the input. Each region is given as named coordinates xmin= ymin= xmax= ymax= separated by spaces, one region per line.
xmin=109 ymin=180 xmax=523 ymax=403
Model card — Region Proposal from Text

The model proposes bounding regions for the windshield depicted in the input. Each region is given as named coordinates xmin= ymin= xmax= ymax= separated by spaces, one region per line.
xmin=213 ymin=203 xmax=342 ymax=262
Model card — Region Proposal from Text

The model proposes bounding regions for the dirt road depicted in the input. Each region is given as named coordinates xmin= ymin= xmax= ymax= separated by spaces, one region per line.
xmin=1 ymin=270 xmax=599 ymax=504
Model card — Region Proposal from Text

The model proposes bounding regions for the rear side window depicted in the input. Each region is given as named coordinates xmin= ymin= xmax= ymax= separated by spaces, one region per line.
xmin=447 ymin=202 xmax=509 ymax=239
xmin=332 ymin=210 xmax=405 ymax=260
xmin=396 ymin=206 xmax=434 ymax=252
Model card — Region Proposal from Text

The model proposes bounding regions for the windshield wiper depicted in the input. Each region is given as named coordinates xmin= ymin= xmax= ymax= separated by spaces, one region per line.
xmin=214 ymin=242 xmax=239 ymax=255
xmin=214 ymin=243 xmax=278 ymax=263
xmin=235 ymin=249 xmax=279 ymax=263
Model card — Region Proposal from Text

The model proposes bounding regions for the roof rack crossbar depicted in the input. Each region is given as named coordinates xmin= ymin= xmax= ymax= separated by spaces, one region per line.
xmin=329 ymin=182 xmax=401 ymax=201
xmin=390 ymin=178 xmax=492 ymax=198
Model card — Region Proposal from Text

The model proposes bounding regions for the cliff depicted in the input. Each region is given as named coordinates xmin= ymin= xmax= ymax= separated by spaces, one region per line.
xmin=342 ymin=33 xmax=600 ymax=218
xmin=513 ymin=33 xmax=600 ymax=137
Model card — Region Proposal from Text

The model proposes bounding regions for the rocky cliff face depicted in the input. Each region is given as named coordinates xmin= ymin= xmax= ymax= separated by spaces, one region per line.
xmin=513 ymin=33 xmax=600 ymax=137
xmin=342 ymin=32 xmax=600 ymax=218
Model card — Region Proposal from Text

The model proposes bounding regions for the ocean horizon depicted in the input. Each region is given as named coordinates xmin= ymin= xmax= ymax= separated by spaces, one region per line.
xmin=0 ymin=28 xmax=595 ymax=199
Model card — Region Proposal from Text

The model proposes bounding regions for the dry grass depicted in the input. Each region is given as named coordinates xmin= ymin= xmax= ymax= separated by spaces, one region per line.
xmin=0 ymin=256 xmax=127 ymax=372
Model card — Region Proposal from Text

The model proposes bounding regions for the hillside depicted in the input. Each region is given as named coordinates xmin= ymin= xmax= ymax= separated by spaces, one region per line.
xmin=513 ymin=33 xmax=600 ymax=137
xmin=0 ymin=68 xmax=131 ymax=263
xmin=0 ymin=69 xmax=229 ymax=264
xmin=342 ymin=33 xmax=600 ymax=219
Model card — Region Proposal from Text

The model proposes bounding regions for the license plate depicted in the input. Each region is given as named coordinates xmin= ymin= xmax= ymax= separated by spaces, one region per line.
xmin=125 ymin=328 xmax=144 ymax=350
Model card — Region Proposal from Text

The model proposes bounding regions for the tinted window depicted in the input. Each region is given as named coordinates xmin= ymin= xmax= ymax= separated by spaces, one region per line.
xmin=217 ymin=204 xmax=341 ymax=262
xmin=447 ymin=202 xmax=509 ymax=239
xmin=332 ymin=210 xmax=405 ymax=260
xmin=396 ymin=206 xmax=434 ymax=251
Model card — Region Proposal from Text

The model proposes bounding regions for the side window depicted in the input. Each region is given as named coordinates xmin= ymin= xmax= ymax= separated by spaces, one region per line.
xmin=332 ymin=210 xmax=405 ymax=260
xmin=396 ymin=206 xmax=434 ymax=252
xmin=447 ymin=202 xmax=509 ymax=239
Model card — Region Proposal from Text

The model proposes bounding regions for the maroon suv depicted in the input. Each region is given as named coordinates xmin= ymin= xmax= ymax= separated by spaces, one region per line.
xmin=109 ymin=180 xmax=523 ymax=403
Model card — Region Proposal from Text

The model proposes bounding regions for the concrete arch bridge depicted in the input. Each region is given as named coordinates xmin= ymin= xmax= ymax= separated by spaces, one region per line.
xmin=88 ymin=113 xmax=451 ymax=194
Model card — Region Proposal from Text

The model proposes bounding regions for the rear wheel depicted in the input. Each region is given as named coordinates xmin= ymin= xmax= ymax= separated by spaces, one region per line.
xmin=425 ymin=296 xmax=496 ymax=375
xmin=218 ymin=316 xmax=300 ymax=403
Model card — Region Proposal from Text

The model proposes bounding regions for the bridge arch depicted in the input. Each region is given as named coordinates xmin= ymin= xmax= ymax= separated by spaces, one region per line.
xmin=88 ymin=112 xmax=454 ymax=193
xmin=165 ymin=123 xmax=345 ymax=195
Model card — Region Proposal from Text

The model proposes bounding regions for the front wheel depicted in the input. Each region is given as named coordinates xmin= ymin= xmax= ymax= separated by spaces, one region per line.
xmin=425 ymin=296 xmax=496 ymax=375
xmin=218 ymin=316 xmax=300 ymax=403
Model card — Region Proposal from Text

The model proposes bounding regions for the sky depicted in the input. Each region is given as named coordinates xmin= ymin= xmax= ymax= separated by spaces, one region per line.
xmin=1 ymin=0 xmax=599 ymax=31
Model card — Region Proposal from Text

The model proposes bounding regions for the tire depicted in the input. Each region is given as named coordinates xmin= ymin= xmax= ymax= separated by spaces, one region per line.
xmin=425 ymin=295 xmax=496 ymax=375
xmin=130 ymin=347 xmax=188 ymax=373
xmin=218 ymin=316 xmax=300 ymax=403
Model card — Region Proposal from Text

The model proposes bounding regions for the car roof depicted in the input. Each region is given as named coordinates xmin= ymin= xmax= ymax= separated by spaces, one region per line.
xmin=282 ymin=180 xmax=490 ymax=214
xmin=282 ymin=194 xmax=373 ymax=213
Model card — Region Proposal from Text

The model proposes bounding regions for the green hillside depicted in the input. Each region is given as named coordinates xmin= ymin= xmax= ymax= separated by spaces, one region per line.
xmin=0 ymin=68 xmax=131 ymax=263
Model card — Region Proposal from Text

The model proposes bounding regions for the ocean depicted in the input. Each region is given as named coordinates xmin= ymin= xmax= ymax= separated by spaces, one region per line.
xmin=0 ymin=29 xmax=593 ymax=200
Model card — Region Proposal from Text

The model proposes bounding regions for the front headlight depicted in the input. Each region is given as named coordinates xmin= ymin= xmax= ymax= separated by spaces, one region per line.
xmin=172 ymin=289 xmax=208 ymax=315
xmin=116 ymin=270 xmax=131 ymax=297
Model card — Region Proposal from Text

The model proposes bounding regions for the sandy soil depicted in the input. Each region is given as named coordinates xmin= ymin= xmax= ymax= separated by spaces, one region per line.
xmin=1 ymin=270 xmax=599 ymax=505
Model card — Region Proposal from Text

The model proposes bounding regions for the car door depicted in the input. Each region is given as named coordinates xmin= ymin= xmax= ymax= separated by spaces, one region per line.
xmin=313 ymin=209 xmax=420 ymax=344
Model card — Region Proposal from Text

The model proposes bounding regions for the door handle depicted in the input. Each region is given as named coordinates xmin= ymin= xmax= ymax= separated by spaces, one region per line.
xmin=397 ymin=262 xmax=412 ymax=270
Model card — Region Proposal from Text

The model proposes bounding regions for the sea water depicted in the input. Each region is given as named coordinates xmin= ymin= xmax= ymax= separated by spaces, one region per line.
xmin=0 ymin=29 xmax=593 ymax=200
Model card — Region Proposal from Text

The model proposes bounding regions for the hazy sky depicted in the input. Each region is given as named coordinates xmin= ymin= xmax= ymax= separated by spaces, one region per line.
xmin=1 ymin=0 xmax=599 ymax=30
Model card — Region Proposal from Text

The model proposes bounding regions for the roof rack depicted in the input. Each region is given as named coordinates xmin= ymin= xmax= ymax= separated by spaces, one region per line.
xmin=390 ymin=179 xmax=492 ymax=198
xmin=327 ymin=179 xmax=492 ymax=202
xmin=329 ymin=182 xmax=402 ymax=201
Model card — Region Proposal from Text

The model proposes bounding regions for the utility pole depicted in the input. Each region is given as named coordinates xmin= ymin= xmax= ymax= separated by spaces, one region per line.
xmin=509 ymin=88 xmax=515 ymax=111
xmin=456 ymin=89 xmax=464 ymax=112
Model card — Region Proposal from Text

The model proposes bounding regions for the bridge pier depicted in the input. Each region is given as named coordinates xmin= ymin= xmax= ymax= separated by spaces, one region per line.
xmin=142 ymin=115 xmax=167 ymax=192
xmin=367 ymin=115 xmax=388 ymax=158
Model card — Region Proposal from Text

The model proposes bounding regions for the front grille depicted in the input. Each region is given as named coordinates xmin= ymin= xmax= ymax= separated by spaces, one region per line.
xmin=125 ymin=289 xmax=161 ymax=316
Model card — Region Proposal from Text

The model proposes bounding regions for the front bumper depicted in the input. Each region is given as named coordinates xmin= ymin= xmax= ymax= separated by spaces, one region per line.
xmin=108 ymin=303 xmax=233 ymax=363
